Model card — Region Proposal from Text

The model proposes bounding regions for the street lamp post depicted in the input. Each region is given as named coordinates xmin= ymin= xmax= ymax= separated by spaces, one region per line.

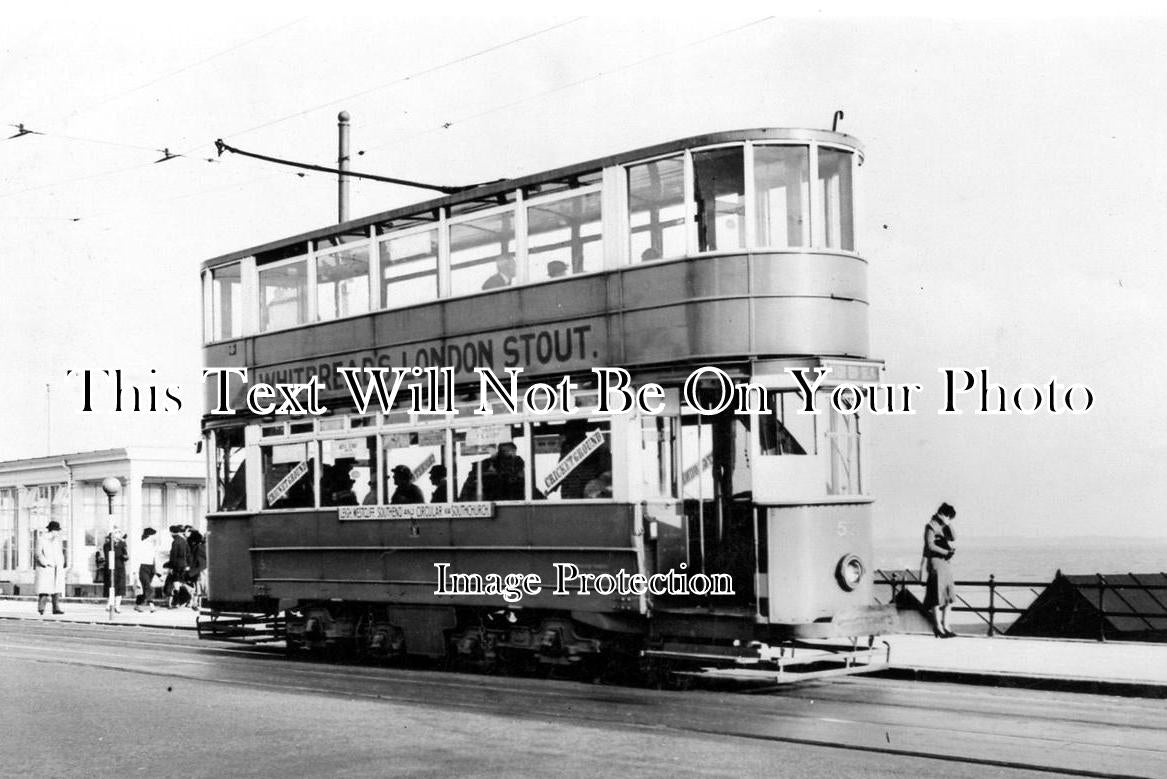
xmin=101 ymin=477 xmax=121 ymax=621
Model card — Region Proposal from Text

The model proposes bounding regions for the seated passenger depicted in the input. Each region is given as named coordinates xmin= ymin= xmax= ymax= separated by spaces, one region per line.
xmin=481 ymin=254 xmax=516 ymax=290
xmin=547 ymin=260 xmax=568 ymax=278
xmin=389 ymin=465 xmax=424 ymax=504
xmin=640 ymin=247 xmax=662 ymax=262
xmin=583 ymin=470 xmax=612 ymax=499
xmin=429 ymin=464 xmax=448 ymax=503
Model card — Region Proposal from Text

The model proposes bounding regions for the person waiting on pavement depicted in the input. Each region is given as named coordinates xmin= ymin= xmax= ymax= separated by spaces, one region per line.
xmin=390 ymin=465 xmax=424 ymax=504
xmin=35 ymin=520 xmax=67 ymax=615
xmin=162 ymin=525 xmax=191 ymax=608
xmin=132 ymin=528 xmax=159 ymax=613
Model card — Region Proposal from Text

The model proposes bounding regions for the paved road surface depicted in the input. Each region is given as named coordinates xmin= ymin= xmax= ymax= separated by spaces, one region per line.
xmin=2 ymin=620 xmax=1163 ymax=778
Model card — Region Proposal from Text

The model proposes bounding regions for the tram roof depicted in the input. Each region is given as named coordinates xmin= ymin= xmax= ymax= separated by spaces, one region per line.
xmin=202 ymin=127 xmax=862 ymax=271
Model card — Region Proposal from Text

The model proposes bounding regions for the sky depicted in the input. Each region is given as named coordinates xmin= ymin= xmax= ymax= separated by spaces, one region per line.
xmin=1 ymin=6 xmax=1163 ymax=541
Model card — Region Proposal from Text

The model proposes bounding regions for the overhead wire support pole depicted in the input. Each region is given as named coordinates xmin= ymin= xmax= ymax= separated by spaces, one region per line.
xmin=213 ymin=138 xmax=472 ymax=196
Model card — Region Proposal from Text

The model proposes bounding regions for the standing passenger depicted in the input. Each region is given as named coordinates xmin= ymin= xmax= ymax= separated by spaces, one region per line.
xmin=921 ymin=502 xmax=958 ymax=638
xmin=35 ymin=521 xmax=67 ymax=615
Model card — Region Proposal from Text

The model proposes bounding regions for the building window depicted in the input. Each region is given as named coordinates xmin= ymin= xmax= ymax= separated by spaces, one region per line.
xmin=692 ymin=147 xmax=745 ymax=252
xmin=142 ymin=483 xmax=165 ymax=530
xmin=754 ymin=145 xmax=810 ymax=248
xmin=628 ymin=155 xmax=686 ymax=262
xmin=211 ymin=264 xmax=242 ymax=341
xmin=0 ymin=488 xmax=16 ymax=570
xmin=174 ymin=485 xmax=202 ymax=529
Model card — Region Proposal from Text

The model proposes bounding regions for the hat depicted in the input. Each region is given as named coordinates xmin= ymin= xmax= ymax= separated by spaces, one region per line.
xmin=142 ymin=528 xmax=157 ymax=538
xmin=391 ymin=465 xmax=412 ymax=477
xmin=46 ymin=520 xmax=61 ymax=532
xmin=169 ymin=524 xmax=183 ymax=533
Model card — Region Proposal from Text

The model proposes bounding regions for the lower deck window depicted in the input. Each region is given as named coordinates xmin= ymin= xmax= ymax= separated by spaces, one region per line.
xmin=531 ymin=419 xmax=611 ymax=500
xmin=262 ymin=442 xmax=316 ymax=509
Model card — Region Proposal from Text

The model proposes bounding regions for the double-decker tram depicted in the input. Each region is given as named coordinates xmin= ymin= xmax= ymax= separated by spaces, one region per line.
xmin=198 ymin=127 xmax=894 ymax=678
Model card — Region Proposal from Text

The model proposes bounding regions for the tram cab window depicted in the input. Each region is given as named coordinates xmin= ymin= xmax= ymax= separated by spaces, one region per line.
xmin=380 ymin=228 xmax=438 ymax=309
xmin=759 ymin=391 xmax=816 ymax=456
xmin=692 ymin=147 xmax=745 ymax=252
xmin=640 ymin=416 xmax=678 ymax=499
xmin=754 ymin=145 xmax=810 ymax=248
xmin=680 ymin=412 xmax=751 ymax=501
xmin=320 ymin=436 xmax=377 ymax=507
xmin=628 ymin=156 xmax=686 ymax=262
xmin=825 ymin=406 xmax=861 ymax=495
xmin=213 ymin=427 xmax=247 ymax=512
xmin=261 ymin=442 xmax=316 ymax=509
xmin=449 ymin=210 xmax=517 ymax=296
xmin=316 ymin=245 xmax=370 ymax=321
xmin=210 ymin=264 xmax=242 ymax=341
xmin=454 ymin=424 xmax=531 ymax=502
xmin=383 ymin=430 xmax=446 ymax=504
xmin=531 ymin=419 xmax=612 ymax=500
xmin=526 ymin=190 xmax=603 ymax=281
xmin=816 ymin=148 xmax=854 ymax=251
xmin=258 ymin=258 xmax=308 ymax=331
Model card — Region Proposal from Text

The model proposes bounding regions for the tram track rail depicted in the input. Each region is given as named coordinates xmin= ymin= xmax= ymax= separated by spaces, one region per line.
xmin=3 ymin=620 xmax=1163 ymax=778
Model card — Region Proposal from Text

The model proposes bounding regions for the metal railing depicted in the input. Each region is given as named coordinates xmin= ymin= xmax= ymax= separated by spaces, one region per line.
xmin=875 ymin=570 xmax=1167 ymax=640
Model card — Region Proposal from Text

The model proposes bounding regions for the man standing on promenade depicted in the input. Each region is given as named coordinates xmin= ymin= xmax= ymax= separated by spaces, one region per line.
xmin=163 ymin=525 xmax=190 ymax=608
xmin=35 ymin=520 xmax=67 ymax=615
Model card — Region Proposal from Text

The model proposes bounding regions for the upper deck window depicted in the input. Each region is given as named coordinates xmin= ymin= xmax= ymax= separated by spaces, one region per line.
xmin=526 ymin=189 xmax=602 ymax=281
xmin=316 ymin=244 xmax=370 ymax=321
xmin=380 ymin=228 xmax=439 ymax=309
xmin=258 ymin=257 xmax=308 ymax=332
xmin=754 ymin=145 xmax=810 ymax=248
xmin=210 ymin=264 xmax=242 ymax=341
xmin=628 ymin=156 xmax=685 ymax=262
xmin=816 ymin=148 xmax=854 ymax=251
xmin=449 ymin=209 xmax=516 ymax=296
xmin=693 ymin=148 xmax=745 ymax=252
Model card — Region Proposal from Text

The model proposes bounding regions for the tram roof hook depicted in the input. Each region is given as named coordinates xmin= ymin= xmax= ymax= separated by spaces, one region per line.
xmin=832 ymin=110 xmax=844 ymax=132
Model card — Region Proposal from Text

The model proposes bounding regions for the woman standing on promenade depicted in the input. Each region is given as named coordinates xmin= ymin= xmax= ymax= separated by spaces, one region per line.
xmin=99 ymin=529 xmax=129 ymax=613
xmin=922 ymin=503 xmax=958 ymax=637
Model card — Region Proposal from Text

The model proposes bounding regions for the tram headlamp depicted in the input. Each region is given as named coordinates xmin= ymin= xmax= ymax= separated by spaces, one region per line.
xmin=835 ymin=554 xmax=865 ymax=591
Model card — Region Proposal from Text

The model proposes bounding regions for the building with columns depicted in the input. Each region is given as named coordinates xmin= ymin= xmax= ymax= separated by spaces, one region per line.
xmin=0 ymin=448 xmax=205 ymax=595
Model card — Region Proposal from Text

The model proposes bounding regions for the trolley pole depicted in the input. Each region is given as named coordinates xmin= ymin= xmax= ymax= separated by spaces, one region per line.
xmin=338 ymin=110 xmax=350 ymax=223
xmin=101 ymin=477 xmax=121 ymax=621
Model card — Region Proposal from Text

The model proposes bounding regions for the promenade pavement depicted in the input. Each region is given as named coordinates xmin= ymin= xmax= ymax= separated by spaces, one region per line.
xmin=4 ymin=597 xmax=1166 ymax=694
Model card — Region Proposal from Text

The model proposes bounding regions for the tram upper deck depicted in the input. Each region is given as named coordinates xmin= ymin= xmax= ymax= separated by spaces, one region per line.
xmin=201 ymin=128 xmax=868 ymax=409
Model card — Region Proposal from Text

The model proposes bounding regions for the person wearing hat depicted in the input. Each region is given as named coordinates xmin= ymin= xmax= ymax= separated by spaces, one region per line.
xmin=98 ymin=527 xmax=129 ymax=613
xmin=162 ymin=524 xmax=191 ymax=608
xmin=389 ymin=465 xmax=424 ymax=505
xmin=35 ymin=520 xmax=66 ymax=615
xmin=921 ymin=502 xmax=959 ymax=638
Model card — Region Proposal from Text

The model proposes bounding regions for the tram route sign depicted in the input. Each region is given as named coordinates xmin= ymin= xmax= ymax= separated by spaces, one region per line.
xmin=542 ymin=429 xmax=606 ymax=493
xmin=267 ymin=460 xmax=309 ymax=505
xmin=339 ymin=503 xmax=494 ymax=520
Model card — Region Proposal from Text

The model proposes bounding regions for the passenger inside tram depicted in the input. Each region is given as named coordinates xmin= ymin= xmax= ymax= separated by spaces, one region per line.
xmin=481 ymin=254 xmax=516 ymax=290
xmin=428 ymin=465 xmax=448 ymax=503
xmin=389 ymin=465 xmax=425 ymax=504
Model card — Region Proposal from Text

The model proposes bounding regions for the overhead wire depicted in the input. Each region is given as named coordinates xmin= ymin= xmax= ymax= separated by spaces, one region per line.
xmin=59 ymin=17 xmax=308 ymax=123
xmin=190 ymin=17 xmax=584 ymax=151
xmin=355 ymin=17 xmax=776 ymax=159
